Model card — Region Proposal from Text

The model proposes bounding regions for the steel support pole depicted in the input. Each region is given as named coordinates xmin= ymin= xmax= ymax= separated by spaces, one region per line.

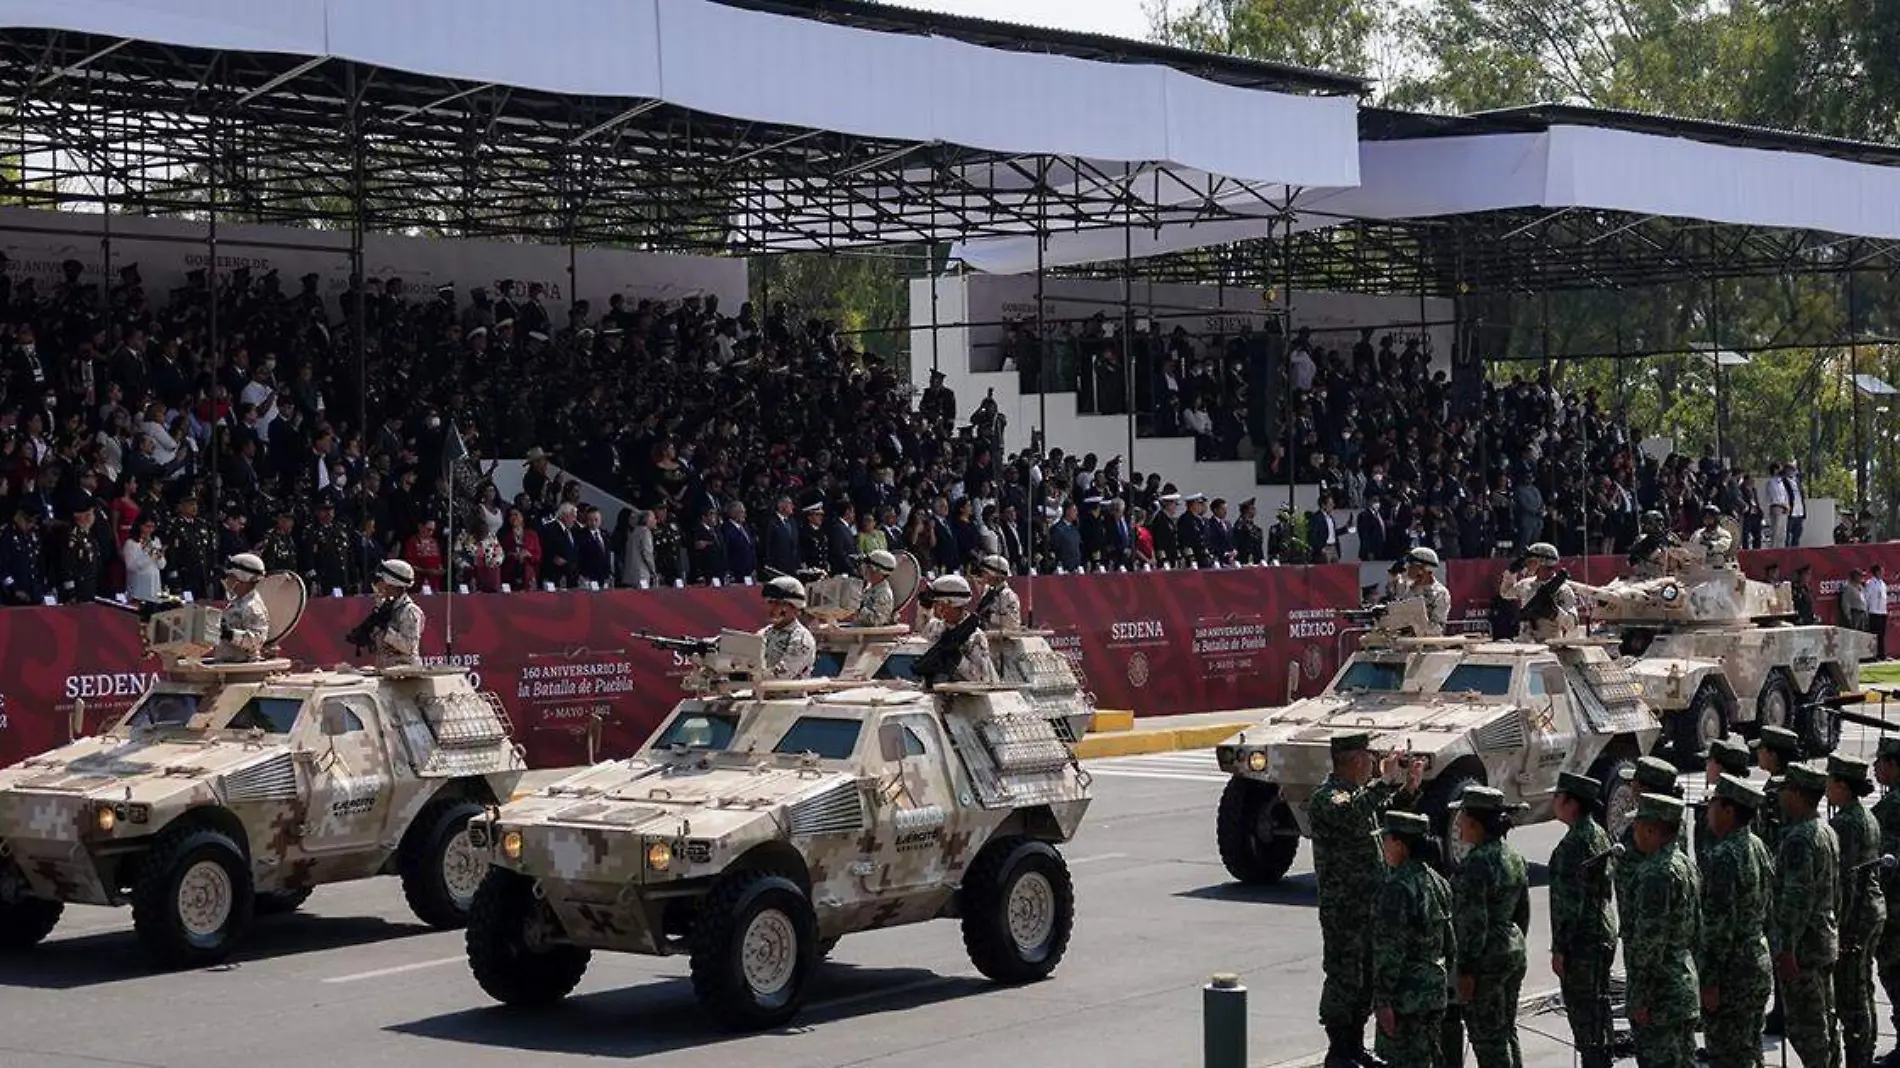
xmin=1280 ymin=208 xmax=1295 ymax=517
xmin=1850 ymin=265 xmax=1866 ymax=514
xmin=206 ymin=114 xmax=222 ymax=509
xmin=1203 ymin=973 xmax=1247 ymax=1068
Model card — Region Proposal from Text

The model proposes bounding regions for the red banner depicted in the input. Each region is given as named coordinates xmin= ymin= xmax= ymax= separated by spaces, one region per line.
xmin=0 ymin=546 xmax=1889 ymax=770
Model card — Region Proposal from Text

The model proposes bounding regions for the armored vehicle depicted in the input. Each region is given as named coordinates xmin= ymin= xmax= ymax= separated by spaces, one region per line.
xmin=462 ymin=623 xmax=1093 ymax=1030
xmin=1569 ymin=532 xmax=1870 ymax=760
xmin=1212 ymin=602 xmax=1660 ymax=882
xmin=0 ymin=575 xmax=526 ymax=966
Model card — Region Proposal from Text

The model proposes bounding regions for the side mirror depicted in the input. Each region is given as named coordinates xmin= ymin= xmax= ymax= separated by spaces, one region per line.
xmin=68 ymin=697 xmax=86 ymax=742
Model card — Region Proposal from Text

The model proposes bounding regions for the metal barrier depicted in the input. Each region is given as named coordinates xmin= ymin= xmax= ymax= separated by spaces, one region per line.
xmin=1204 ymin=973 xmax=1247 ymax=1068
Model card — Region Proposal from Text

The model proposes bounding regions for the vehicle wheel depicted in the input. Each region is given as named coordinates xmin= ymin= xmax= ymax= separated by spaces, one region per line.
xmin=1755 ymin=672 xmax=1795 ymax=735
xmin=0 ymin=890 xmax=63 ymax=950
xmin=690 ymin=870 xmax=820 ymax=1030
xmin=959 ymin=836 xmax=1075 ymax=985
xmin=1671 ymin=682 xmax=1728 ymax=768
xmin=465 ymin=868 xmax=590 ymax=1007
xmin=818 ymin=935 xmax=841 ymax=959
xmin=130 ymin=824 xmax=254 ymax=969
xmin=1588 ymin=756 xmax=1640 ymax=841
xmin=400 ymin=799 xmax=487 ymax=929
xmin=1215 ymin=778 xmax=1300 ymax=885
xmin=1801 ymin=672 xmax=1842 ymax=754
xmin=1420 ymin=772 xmax=1483 ymax=868
xmin=254 ymin=888 xmax=313 ymax=917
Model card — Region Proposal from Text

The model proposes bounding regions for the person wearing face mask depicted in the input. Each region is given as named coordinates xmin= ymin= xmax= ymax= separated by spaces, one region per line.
xmin=213 ymin=553 xmax=270 ymax=661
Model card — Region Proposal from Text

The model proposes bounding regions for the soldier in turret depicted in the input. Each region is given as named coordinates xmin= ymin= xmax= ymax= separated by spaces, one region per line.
xmin=1390 ymin=548 xmax=1450 ymax=636
xmin=1500 ymin=543 xmax=1578 ymax=641
xmin=851 ymin=550 xmax=898 ymax=627
xmin=759 ymin=575 xmax=816 ymax=680
xmin=1693 ymin=505 xmax=1736 ymax=568
xmin=365 ymin=559 xmax=424 ymax=668
xmin=213 ymin=552 xmax=270 ymax=662
xmin=918 ymin=574 xmax=999 ymax=684
xmin=972 ymin=554 xmax=1022 ymax=630
xmin=1630 ymin=510 xmax=1683 ymax=579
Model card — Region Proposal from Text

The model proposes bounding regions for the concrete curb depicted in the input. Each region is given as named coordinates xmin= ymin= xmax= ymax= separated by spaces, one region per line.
xmin=1072 ymin=722 xmax=1249 ymax=760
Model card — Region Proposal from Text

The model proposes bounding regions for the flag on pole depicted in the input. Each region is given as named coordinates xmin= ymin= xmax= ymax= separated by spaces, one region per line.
xmin=443 ymin=420 xmax=468 ymax=474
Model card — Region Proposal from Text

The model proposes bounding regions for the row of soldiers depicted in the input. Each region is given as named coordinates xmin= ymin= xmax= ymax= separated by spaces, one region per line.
xmin=1309 ymin=721 xmax=1900 ymax=1068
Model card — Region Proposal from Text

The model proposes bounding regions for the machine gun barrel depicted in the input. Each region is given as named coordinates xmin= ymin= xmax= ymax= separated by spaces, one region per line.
xmin=1811 ymin=691 xmax=1900 ymax=735
xmin=630 ymin=630 xmax=718 ymax=655
xmin=92 ymin=595 xmax=184 ymax=621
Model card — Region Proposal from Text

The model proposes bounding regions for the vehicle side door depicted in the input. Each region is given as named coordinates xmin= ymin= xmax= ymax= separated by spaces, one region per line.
xmin=1520 ymin=663 xmax=1578 ymax=785
xmin=871 ymin=710 xmax=964 ymax=893
xmin=293 ymin=693 xmax=398 ymax=854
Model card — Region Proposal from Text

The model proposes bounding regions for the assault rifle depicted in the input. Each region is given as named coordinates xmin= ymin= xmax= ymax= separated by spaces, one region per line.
xmin=631 ymin=630 xmax=719 ymax=657
xmin=914 ymin=582 xmax=1001 ymax=686
xmin=1627 ymin=532 xmax=1666 ymax=567
xmin=345 ymin=598 xmax=398 ymax=655
xmin=1521 ymin=568 xmax=1571 ymax=623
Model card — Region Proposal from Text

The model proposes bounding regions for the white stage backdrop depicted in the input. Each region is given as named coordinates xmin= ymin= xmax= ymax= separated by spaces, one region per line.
xmin=0 ymin=206 xmax=748 ymax=320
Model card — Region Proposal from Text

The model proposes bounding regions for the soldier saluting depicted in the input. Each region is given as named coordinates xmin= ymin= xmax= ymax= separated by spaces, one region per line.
xmin=214 ymin=553 xmax=270 ymax=662
xmin=1500 ymin=543 xmax=1577 ymax=641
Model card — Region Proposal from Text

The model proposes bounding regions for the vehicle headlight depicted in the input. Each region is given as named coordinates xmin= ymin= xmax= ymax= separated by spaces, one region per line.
xmin=1246 ymin=751 xmax=1269 ymax=773
xmin=500 ymin=830 xmax=523 ymax=860
xmin=94 ymin=805 xmax=116 ymax=833
xmin=647 ymin=841 xmax=673 ymax=871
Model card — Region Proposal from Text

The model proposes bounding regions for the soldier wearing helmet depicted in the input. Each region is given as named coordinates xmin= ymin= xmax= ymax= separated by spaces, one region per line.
xmin=213 ymin=552 xmax=270 ymax=661
xmin=1693 ymin=504 xmax=1735 ymax=566
xmin=1629 ymin=510 xmax=1682 ymax=579
xmin=1501 ymin=542 xmax=1579 ymax=641
xmin=852 ymin=551 xmax=898 ymax=627
xmin=760 ymin=576 xmax=816 ymax=679
xmin=368 ymin=559 xmax=425 ymax=668
xmin=971 ymin=554 xmax=1022 ymax=630
xmin=1392 ymin=547 xmax=1451 ymax=635
xmin=918 ymin=574 xmax=999 ymax=683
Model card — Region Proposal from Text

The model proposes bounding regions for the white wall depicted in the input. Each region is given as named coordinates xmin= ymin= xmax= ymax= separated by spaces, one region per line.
xmin=0 ymin=205 xmax=749 ymax=319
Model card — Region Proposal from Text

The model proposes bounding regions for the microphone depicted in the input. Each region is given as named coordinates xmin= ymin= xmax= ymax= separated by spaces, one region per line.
xmin=1851 ymin=853 xmax=1898 ymax=874
xmin=1582 ymin=842 xmax=1625 ymax=869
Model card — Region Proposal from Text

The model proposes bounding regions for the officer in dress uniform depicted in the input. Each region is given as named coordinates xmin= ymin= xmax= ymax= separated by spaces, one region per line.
xmin=1501 ymin=542 xmax=1578 ymax=641
xmin=972 ymin=554 xmax=1023 ymax=630
xmin=759 ymin=575 xmax=816 ymax=680
xmin=367 ymin=559 xmax=424 ymax=668
xmin=213 ymin=553 xmax=270 ymax=662
xmin=58 ymin=503 xmax=101 ymax=604
xmin=917 ymin=574 xmax=999 ymax=684
xmin=163 ymin=493 xmax=217 ymax=599
xmin=1 ymin=502 xmax=46 ymax=605
xmin=851 ymin=550 xmax=897 ymax=627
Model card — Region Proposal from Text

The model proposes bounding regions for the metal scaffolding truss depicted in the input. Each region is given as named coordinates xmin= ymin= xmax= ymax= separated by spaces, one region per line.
xmin=0 ymin=20 xmax=1356 ymax=255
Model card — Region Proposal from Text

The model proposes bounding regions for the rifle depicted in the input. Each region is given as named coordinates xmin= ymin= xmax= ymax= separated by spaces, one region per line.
xmin=630 ymin=630 xmax=718 ymax=657
xmin=1626 ymin=532 xmax=1664 ymax=566
xmin=345 ymin=598 xmax=399 ymax=655
xmin=914 ymin=582 xmax=1002 ymax=685
xmin=1521 ymin=568 xmax=1571 ymax=623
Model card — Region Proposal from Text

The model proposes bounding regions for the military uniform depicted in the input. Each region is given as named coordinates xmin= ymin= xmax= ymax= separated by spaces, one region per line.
xmin=1626 ymin=793 xmax=1704 ymax=1068
xmin=1548 ymin=773 xmax=1618 ymax=1068
xmin=1500 ymin=556 xmax=1578 ymax=641
xmin=979 ymin=582 xmax=1022 ymax=630
xmin=761 ymin=618 xmax=817 ymax=679
xmin=1773 ymin=762 xmax=1843 ymax=1068
xmin=162 ymin=508 xmax=216 ymax=597
xmin=1616 ymin=758 xmax=1690 ymax=935
xmin=1831 ymin=756 xmax=1886 ymax=1068
xmin=1694 ymin=521 xmax=1735 ymax=567
xmin=1752 ymin=726 xmax=1804 ymax=859
xmin=58 ymin=521 xmax=100 ymax=603
xmin=918 ymin=615 xmax=999 ymax=683
xmin=1696 ymin=736 xmax=1756 ymax=880
xmin=1872 ymin=738 xmax=1900 ymax=1063
xmin=1450 ymin=787 xmax=1530 ymax=1068
xmin=1372 ymin=811 xmax=1457 ymax=1068
xmin=303 ymin=516 xmax=356 ymax=593
xmin=373 ymin=593 xmax=425 ymax=668
xmin=1698 ymin=775 xmax=1776 ymax=1068
xmin=217 ymin=589 xmax=270 ymax=661
xmin=1306 ymin=732 xmax=1419 ymax=1065
xmin=853 ymin=579 xmax=895 ymax=627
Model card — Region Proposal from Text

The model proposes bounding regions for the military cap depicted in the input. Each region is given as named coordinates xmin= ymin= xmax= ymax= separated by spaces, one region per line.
xmin=1448 ymin=785 xmax=1524 ymax=812
xmin=1330 ymin=732 xmax=1371 ymax=756
xmin=1705 ymin=736 xmax=1752 ymax=775
xmin=1750 ymin=725 xmax=1802 ymax=756
xmin=1382 ymin=810 xmax=1431 ymax=838
xmin=1876 ymin=737 xmax=1900 ymax=762
xmin=1713 ymin=773 xmax=1766 ymax=810
xmin=1828 ymin=754 xmax=1872 ymax=787
xmin=1630 ymin=792 xmax=1685 ymax=826
xmin=1619 ymin=756 xmax=1678 ymax=793
xmin=1555 ymin=771 xmax=1601 ymax=803
xmin=1782 ymin=762 xmax=1828 ymax=793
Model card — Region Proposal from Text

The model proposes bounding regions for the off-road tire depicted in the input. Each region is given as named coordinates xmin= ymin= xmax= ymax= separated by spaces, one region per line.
xmin=1755 ymin=671 xmax=1795 ymax=735
xmin=1216 ymin=778 xmax=1300 ymax=884
xmin=130 ymin=824 xmax=254 ymax=969
xmin=0 ymin=893 xmax=63 ymax=950
xmin=1671 ymin=683 xmax=1728 ymax=768
xmin=465 ymin=868 xmax=590 ymax=1007
xmin=254 ymin=888 xmax=313 ymax=917
xmin=1588 ymin=755 xmax=1641 ymax=841
xmin=689 ymin=870 xmax=820 ymax=1030
xmin=400 ymin=798 xmax=487 ymax=929
xmin=818 ymin=935 xmax=841 ymax=959
xmin=959 ymin=837 xmax=1075 ymax=985
xmin=1801 ymin=672 xmax=1842 ymax=755
xmin=1420 ymin=772 xmax=1484 ymax=868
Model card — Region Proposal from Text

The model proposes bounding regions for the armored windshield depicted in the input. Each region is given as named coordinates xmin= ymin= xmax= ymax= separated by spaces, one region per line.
xmin=772 ymin=716 xmax=863 ymax=760
xmin=122 ymin=688 xmax=204 ymax=729
xmin=651 ymin=711 xmax=740 ymax=750
xmin=1438 ymin=663 xmax=1514 ymax=696
xmin=1332 ymin=660 xmax=1406 ymax=693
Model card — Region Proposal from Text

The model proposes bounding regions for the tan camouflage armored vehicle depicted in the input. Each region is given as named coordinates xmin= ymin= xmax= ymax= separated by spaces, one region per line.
xmin=462 ymin=624 xmax=1093 ymax=1030
xmin=1212 ymin=601 xmax=1660 ymax=881
xmin=0 ymin=574 xmax=526 ymax=966
xmin=1568 ymin=530 xmax=1871 ymax=761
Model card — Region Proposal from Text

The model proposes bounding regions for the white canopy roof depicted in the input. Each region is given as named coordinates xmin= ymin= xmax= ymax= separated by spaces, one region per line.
xmin=7 ymin=0 xmax=1360 ymax=193
xmin=951 ymin=121 xmax=1900 ymax=274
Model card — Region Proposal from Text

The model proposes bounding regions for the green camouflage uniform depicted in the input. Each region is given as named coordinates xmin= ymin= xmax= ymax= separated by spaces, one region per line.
xmin=1831 ymin=777 xmax=1886 ymax=1068
xmin=1307 ymin=770 xmax=1416 ymax=1031
xmin=1873 ymin=774 xmax=1900 ymax=1054
xmin=1373 ymin=844 xmax=1457 ymax=1068
xmin=1454 ymin=836 xmax=1529 ymax=1068
xmin=1698 ymin=823 xmax=1775 ymax=1068
xmin=1548 ymin=809 xmax=1617 ymax=1068
xmin=1627 ymin=840 xmax=1703 ymax=1068
xmin=1773 ymin=804 xmax=1842 ymax=1068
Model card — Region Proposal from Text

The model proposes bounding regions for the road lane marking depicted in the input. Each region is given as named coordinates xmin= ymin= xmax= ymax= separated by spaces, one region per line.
xmin=323 ymin=955 xmax=464 ymax=984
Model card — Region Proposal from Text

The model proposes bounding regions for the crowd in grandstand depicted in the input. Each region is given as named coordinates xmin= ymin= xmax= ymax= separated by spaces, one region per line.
xmin=0 ymin=257 xmax=1854 ymax=606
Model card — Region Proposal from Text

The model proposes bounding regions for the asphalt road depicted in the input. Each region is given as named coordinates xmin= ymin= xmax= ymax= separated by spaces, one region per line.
xmin=1 ymin=719 xmax=1889 ymax=1068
